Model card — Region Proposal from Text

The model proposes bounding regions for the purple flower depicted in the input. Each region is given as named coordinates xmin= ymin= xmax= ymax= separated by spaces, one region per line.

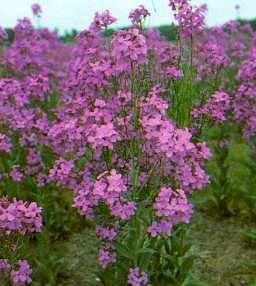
xmin=96 ymin=225 xmax=118 ymax=241
xmin=31 ymin=3 xmax=42 ymax=17
xmin=26 ymin=74 xmax=50 ymax=101
xmin=0 ymin=259 xmax=11 ymax=273
xmin=148 ymin=187 xmax=193 ymax=237
xmin=0 ymin=26 xmax=7 ymax=42
xmin=166 ymin=66 xmax=183 ymax=80
xmin=93 ymin=170 xmax=136 ymax=220
xmin=49 ymin=158 xmax=74 ymax=187
xmin=128 ymin=267 xmax=149 ymax=286
xmin=112 ymin=28 xmax=148 ymax=73
xmin=0 ymin=197 xmax=43 ymax=235
xmin=129 ymin=5 xmax=150 ymax=25
xmin=0 ymin=133 xmax=12 ymax=153
xmin=192 ymin=91 xmax=230 ymax=123
xmin=90 ymin=10 xmax=117 ymax=31
xmin=10 ymin=165 xmax=24 ymax=182
xmin=98 ymin=244 xmax=117 ymax=269
xmin=170 ymin=0 xmax=207 ymax=39
xmin=148 ymin=220 xmax=173 ymax=237
xmin=11 ymin=260 xmax=32 ymax=286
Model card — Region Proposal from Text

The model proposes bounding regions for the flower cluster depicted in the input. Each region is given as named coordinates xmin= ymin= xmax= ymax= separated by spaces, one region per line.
xmin=112 ymin=28 xmax=147 ymax=73
xmin=129 ymin=5 xmax=150 ymax=26
xmin=31 ymin=3 xmax=42 ymax=17
xmin=232 ymin=49 xmax=256 ymax=139
xmin=10 ymin=165 xmax=24 ymax=182
xmin=128 ymin=267 xmax=149 ymax=286
xmin=11 ymin=260 xmax=33 ymax=286
xmin=96 ymin=225 xmax=118 ymax=241
xmin=166 ymin=66 xmax=183 ymax=80
xmin=26 ymin=74 xmax=50 ymax=101
xmin=140 ymin=88 xmax=211 ymax=191
xmin=194 ymin=28 xmax=229 ymax=78
xmin=0 ymin=197 xmax=42 ymax=235
xmin=0 ymin=259 xmax=11 ymax=273
xmin=90 ymin=10 xmax=117 ymax=32
xmin=192 ymin=91 xmax=230 ymax=123
xmin=0 ymin=259 xmax=32 ymax=286
xmin=98 ymin=244 xmax=117 ymax=269
xmin=0 ymin=1 xmax=229 ymax=284
xmin=170 ymin=0 xmax=207 ymax=39
xmin=48 ymin=158 xmax=75 ymax=187
xmin=148 ymin=187 xmax=193 ymax=237
xmin=0 ymin=133 xmax=12 ymax=153
xmin=93 ymin=170 xmax=136 ymax=220
xmin=0 ymin=26 xmax=7 ymax=43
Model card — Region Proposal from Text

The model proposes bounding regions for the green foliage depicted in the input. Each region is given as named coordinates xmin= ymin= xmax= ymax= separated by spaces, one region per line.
xmin=242 ymin=228 xmax=256 ymax=247
xmin=148 ymin=226 xmax=197 ymax=286
xmin=32 ymin=232 xmax=66 ymax=286
xmin=198 ymin=124 xmax=256 ymax=217
xmin=4 ymin=28 xmax=14 ymax=44
xmin=57 ymin=24 xmax=178 ymax=43
xmin=103 ymin=28 xmax=115 ymax=38
xmin=99 ymin=206 xmax=204 ymax=286
xmin=239 ymin=18 xmax=256 ymax=31
xmin=0 ymin=140 xmax=85 ymax=285
xmin=157 ymin=24 xmax=178 ymax=41
xmin=165 ymin=57 xmax=256 ymax=218
xmin=39 ymin=187 xmax=85 ymax=240
xmin=60 ymin=29 xmax=78 ymax=43
xmin=168 ymin=65 xmax=199 ymax=127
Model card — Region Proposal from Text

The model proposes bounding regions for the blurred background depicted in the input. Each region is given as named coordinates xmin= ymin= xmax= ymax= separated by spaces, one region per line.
xmin=0 ymin=0 xmax=256 ymax=34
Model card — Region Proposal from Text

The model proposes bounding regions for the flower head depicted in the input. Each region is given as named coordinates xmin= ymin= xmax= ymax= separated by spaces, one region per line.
xmin=128 ymin=267 xmax=149 ymax=286
xmin=32 ymin=3 xmax=42 ymax=17
xmin=129 ymin=5 xmax=150 ymax=25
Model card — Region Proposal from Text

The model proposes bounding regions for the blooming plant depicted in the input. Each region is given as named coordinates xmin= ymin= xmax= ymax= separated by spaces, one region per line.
xmin=190 ymin=25 xmax=256 ymax=216
xmin=1 ymin=0 xmax=256 ymax=284
xmin=42 ymin=6 xmax=212 ymax=285
xmin=0 ymin=197 xmax=42 ymax=285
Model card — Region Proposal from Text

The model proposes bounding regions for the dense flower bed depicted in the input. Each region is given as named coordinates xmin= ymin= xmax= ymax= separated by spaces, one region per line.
xmin=1 ymin=0 xmax=256 ymax=285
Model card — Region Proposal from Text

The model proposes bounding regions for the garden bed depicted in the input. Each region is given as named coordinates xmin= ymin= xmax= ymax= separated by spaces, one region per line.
xmin=59 ymin=211 xmax=256 ymax=286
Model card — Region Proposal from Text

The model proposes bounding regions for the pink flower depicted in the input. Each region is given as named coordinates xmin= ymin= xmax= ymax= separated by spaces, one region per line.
xmin=148 ymin=187 xmax=193 ymax=237
xmin=0 ymin=197 xmax=43 ymax=235
xmin=0 ymin=259 xmax=11 ymax=273
xmin=129 ymin=5 xmax=150 ymax=25
xmin=49 ymin=158 xmax=74 ymax=187
xmin=192 ymin=91 xmax=230 ymax=123
xmin=93 ymin=170 xmax=136 ymax=220
xmin=0 ymin=26 xmax=7 ymax=42
xmin=166 ymin=66 xmax=183 ymax=80
xmin=98 ymin=244 xmax=116 ymax=269
xmin=10 ymin=166 xmax=24 ymax=182
xmin=0 ymin=133 xmax=12 ymax=153
xmin=11 ymin=260 xmax=32 ymax=286
xmin=170 ymin=0 xmax=207 ymax=39
xmin=112 ymin=28 xmax=147 ymax=73
xmin=128 ymin=267 xmax=149 ymax=286
xmin=31 ymin=3 xmax=42 ymax=17
xmin=148 ymin=220 xmax=173 ymax=237
xmin=90 ymin=10 xmax=117 ymax=31
xmin=96 ymin=225 xmax=118 ymax=241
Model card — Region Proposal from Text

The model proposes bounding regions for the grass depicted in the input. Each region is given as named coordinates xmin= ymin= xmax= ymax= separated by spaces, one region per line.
xmin=189 ymin=212 xmax=256 ymax=286
xmin=59 ymin=228 xmax=99 ymax=286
